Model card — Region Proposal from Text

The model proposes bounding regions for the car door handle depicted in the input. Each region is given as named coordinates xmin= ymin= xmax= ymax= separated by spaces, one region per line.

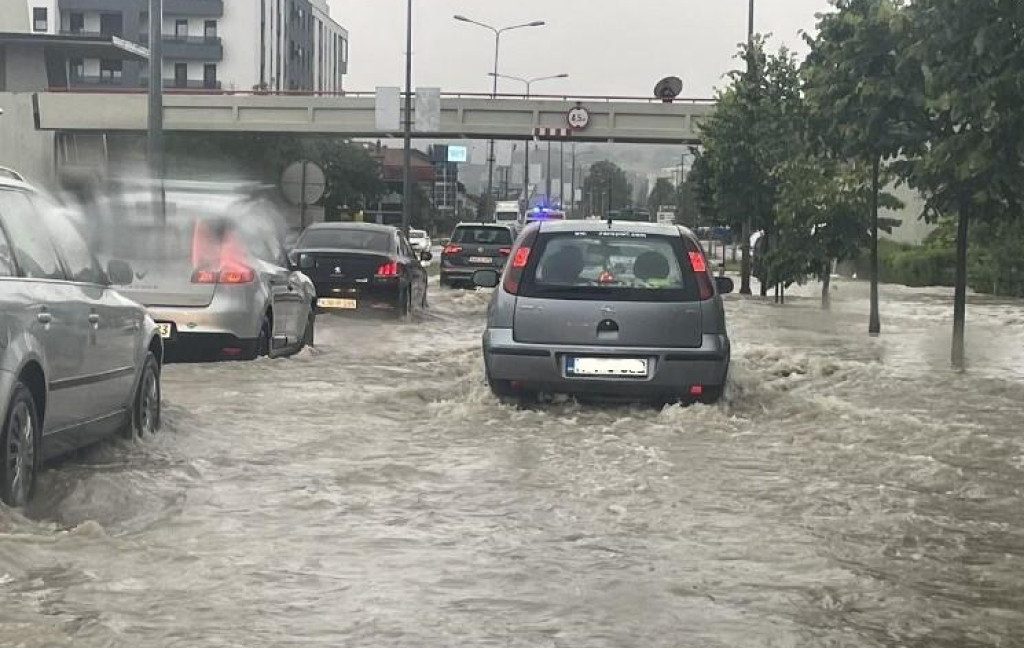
xmin=37 ymin=312 xmax=53 ymax=325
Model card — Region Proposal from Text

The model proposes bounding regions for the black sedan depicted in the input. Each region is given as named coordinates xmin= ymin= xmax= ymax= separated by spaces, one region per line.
xmin=290 ymin=223 xmax=431 ymax=318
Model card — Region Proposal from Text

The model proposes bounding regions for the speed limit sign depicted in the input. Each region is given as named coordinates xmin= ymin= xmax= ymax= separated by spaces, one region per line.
xmin=567 ymin=106 xmax=590 ymax=130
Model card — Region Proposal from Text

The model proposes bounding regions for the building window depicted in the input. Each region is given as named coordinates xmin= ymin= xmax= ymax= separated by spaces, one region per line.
xmin=32 ymin=7 xmax=48 ymax=32
xmin=99 ymin=13 xmax=122 ymax=37
xmin=204 ymin=20 xmax=217 ymax=40
xmin=175 ymin=19 xmax=189 ymax=39
xmin=99 ymin=59 xmax=123 ymax=81
xmin=68 ymin=12 xmax=84 ymax=34
xmin=174 ymin=63 xmax=188 ymax=87
xmin=203 ymin=64 xmax=217 ymax=89
xmin=69 ymin=58 xmax=84 ymax=79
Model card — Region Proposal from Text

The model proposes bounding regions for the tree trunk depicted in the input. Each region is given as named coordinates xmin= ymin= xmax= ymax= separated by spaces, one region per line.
xmin=952 ymin=205 xmax=970 ymax=369
xmin=869 ymin=156 xmax=881 ymax=336
xmin=740 ymin=219 xmax=752 ymax=294
xmin=822 ymin=269 xmax=832 ymax=309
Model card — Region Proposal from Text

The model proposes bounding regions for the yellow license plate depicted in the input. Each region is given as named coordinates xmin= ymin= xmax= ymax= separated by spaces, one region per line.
xmin=156 ymin=322 xmax=173 ymax=338
xmin=318 ymin=298 xmax=357 ymax=310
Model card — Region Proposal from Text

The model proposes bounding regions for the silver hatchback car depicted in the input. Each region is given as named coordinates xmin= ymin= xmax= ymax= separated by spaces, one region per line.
xmin=473 ymin=220 xmax=733 ymax=404
xmin=88 ymin=182 xmax=316 ymax=360
xmin=0 ymin=178 xmax=163 ymax=506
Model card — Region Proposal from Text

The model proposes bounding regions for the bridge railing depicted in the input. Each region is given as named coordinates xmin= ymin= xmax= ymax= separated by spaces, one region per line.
xmin=42 ymin=87 xmax=715 ymax=105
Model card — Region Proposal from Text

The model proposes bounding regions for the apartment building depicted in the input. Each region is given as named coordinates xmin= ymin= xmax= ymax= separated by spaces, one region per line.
xmin=17 ymin=0 xmax=348 ymax=91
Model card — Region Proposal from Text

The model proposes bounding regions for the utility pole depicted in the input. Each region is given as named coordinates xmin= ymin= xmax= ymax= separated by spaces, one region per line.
xmin=570 ymin=142 xmax=577 ymax=217
xmin=400 ymin=0 xmax=413 ymax=235
xmin=740 ymin=0 xmax=755 ymax=294
xmin=559 ymin=140 xmax=565 ymax=208
xmin=147 ymin=0 xmax=165 ymax=223
xmin=545 ymin=140 xmax=552 ymax=199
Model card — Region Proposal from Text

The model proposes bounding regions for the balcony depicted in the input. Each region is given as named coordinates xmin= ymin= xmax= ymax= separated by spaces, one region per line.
xmin=68 ymin=75 xmax=130 ymax=88
xmin=163 ymin=0 xmax=224 ymax=18
xmin=139 ymin=77 xmax=222 ymax=91
xmin=139 ymin=34 xmax=223 ymax=60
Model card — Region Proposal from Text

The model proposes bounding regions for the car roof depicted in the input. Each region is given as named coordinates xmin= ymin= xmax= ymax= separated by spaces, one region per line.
xmin=536 ymin=219 xmax=693 ymax=237
xmin=455 ymin=222 xmax=515 ymax=229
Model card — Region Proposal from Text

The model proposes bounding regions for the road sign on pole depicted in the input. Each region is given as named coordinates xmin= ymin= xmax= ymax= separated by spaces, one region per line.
xmin=281 ymin=160 xmax=326 ymax=229
xmin=375 ymin=86 xmax=401 ymax=131
xmin=414 ymin=87 xmax=441 ymax=132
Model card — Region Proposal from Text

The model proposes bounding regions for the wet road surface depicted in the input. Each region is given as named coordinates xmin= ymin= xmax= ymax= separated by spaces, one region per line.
xmin=2 ymin=278 xmax=1023 ymax=647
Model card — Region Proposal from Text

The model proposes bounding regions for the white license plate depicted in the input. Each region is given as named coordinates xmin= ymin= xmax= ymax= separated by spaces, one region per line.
xmin=156 ymin=322 xmax=173 ymax=339
xmin=318 ymin=298 xmax=358 ymax=310
xmin=567 ymin=357 xmax=649 ymax=377
xmin=468 ymin=256 xmax=492 ymax=264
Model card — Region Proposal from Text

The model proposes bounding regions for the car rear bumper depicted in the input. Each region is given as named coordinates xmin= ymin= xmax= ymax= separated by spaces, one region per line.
xmin=312 ymin=280 xmax=402 ymax=313
xmin=441 ymin=264 xmax=505 ymax=281
xmin=483 ymin=328 xmax=730 ymax=397
xmin=146 ymin=287 xmax=265 ymax=350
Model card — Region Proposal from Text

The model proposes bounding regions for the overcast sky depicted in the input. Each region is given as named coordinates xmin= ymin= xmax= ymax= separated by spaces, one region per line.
xmin=331 ymin=0 xmax=834 ymax=97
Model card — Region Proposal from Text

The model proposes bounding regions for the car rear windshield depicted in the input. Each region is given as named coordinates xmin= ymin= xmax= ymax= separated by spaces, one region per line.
xmin=452 ymin=226 xmax=513 ymax=245
xmin=518 ymin=230 xmax=700 ymax=302
xmin=297 ymin=228 xmax=392 ymax=252
xmin=409 ymin=230 xmax=427 ymax=239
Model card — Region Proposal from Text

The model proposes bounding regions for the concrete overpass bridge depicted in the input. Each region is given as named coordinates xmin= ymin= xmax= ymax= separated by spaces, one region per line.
xmin=35 ymin=90 xmax=715 ymax=145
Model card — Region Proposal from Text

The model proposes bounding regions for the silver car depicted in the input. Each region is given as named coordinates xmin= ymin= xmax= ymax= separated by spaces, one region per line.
xmin=473 ymin=220 xmax=733 ymax=404
xmin=0 ymin=178 xmax=163 ymax=507
xmin=88 ymin=182 xmax=316 ymax=361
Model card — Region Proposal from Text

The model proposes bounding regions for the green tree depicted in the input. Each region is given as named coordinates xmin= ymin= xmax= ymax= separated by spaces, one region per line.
xmin=776 ymin=156 xmax=904 ymax=307
xmin=897 ymin=0 xmax=1024 ymax=367
xmin=697 ymin=40 xmax=806 ymax=296
xmin=802 ymin=0 xmax=917 ymax=334
xmin=583 ymin=161 xmax=631 ymax=216
xmin=647 ymin=178 xmax=677 ymax=219
xmin=309 ymin=139 xmax=385 ymax=218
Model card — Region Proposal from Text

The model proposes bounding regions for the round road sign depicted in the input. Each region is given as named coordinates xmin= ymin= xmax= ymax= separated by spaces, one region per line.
xmin=281 ymin=160 xmax=326 ymax=206
xmin=567 ymin=106 xmax=590 ymax=130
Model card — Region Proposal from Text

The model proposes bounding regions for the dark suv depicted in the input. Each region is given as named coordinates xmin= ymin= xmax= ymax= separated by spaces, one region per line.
xmin=440 ymin=223 xmax=517 ymax=288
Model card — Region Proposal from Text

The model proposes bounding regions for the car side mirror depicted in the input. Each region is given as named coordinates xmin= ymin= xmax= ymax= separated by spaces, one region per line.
xmin=420 ymin=250 xmax=433 ymax=262
xmin=107 ymin=260 xmax=134 ymax=286
xmin=715 ymin=276 xmax=735 ymax=295
xmin=473 ymin=269 xmax=500 ymax=289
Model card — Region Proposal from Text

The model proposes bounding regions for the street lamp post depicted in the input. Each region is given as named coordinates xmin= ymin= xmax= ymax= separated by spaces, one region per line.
xmin=147 ymin=0 xmax=165 ymax=223
xmin=401 ymin=0 xmax=414 ymax=236
xmin=455 ymin=15 xmax=545 ymax=220
xmin=740 ymin=0 xmax=755 ymax=294
xmin=488 ymin=72 xmax=568 ymax=205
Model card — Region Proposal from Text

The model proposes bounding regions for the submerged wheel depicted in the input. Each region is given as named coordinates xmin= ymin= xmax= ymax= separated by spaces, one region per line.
xmin=303 ymin=307 xmax=316 ymax=348
xmin=1 ymin=383 xmax=40 ymax=507
xmin=130 ymin=353 xmax=161 ymax=438
xmin=396 ymin=288 xmax=412 ymax=320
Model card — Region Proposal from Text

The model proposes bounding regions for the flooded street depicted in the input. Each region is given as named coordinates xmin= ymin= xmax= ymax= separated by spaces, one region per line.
xmin=2 ymin=278 xmax=1023 ymax=648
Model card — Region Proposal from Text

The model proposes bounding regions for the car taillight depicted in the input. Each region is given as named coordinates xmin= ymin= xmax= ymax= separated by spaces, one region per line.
xmin=191 ymin=264 xmax=255 ymax=285
xmin=219 ymin=262 xmax=255 ymax=284
xmin=375 ymin=261 xmax=401 ymax=277
xmin=688 ymin=250 xmax=707 ymax=273
xmin=688 ymin=248 xmax=714 ymax=300
xmin=499 ymin=248 xmax=511 ymax=256
xmin=503 ymin=228 xmax=539 ymax=295
xmin=443 ymin=244 xmax=462 ymax=255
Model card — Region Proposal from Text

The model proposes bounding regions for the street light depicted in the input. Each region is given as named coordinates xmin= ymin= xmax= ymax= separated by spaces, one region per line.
xmin=401 ymin=0 xmax=413 ymax=236
xmin=487 ymin=72 xmax=568 ymax=203
xmin=454 ymin=15 xmax=546 ymax=219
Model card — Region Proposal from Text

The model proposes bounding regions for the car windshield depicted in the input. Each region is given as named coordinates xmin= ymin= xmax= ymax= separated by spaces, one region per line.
xmin=297 ymin=228 xmax=392 ymax=252
xmin=452 ymin=226 xmax=512 ymax=245
xmin=520 ymin=231 xmax=698 ymax=301
xmin=409 ymin=230 xmax=427 ymax=239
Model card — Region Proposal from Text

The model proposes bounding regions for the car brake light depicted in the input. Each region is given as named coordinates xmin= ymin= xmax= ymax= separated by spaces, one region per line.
xmin=688 ymin=248 xmax=714 ymax=300
xmin=192 ymin=269 xmax=218 ymax=284
xmin=376 ymin=261 xmax=400 ymax=277
xmin=512 ymin=247 xmax=530 ymax=268
xmin=443 ymin=244 xmax=462 ymax=255
xmin=688 ymin=250 xmax=708 ymax=273
xmin=690 ymin=385 xmax=704 ymax=396
xmin=503 ymin=228 xmax=539 ymax=295
xmin=219 ymin=262 xmax=255 ymax=284
xmin=499 ymin=248 xmax=511 ymax=256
